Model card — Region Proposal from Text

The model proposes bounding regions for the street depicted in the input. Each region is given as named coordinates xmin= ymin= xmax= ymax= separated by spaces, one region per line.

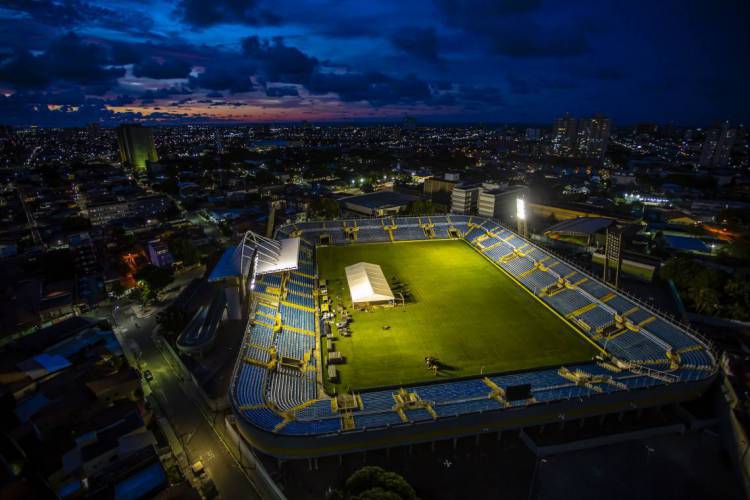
xmin=94 ymin=269 xmax=265 ymax=499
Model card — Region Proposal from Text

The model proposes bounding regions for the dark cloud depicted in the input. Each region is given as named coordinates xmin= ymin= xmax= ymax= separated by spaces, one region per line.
xmin=435 ymin=0 xmax=588 ymax=58
xmin=489 ymin=28 xmax=588 ymax=58
xmin=266 ymin=85 xmax=299 ymax=97
xmin=176 ymin=0 xmax=280 ymax=28
xmin=109 ymin=41 xmax=145 ymax=65
xmin=139 ymin=85 xmax=192 ymax=103
xmin=390 ymin=27 xmax=440 ymax=63
xmin=456 ymin=85 xmax=505 ymax=108
xmin=133 ymin=57 xmax=193 ymax=79
xmin=1 ymin=0 xmax=154 ymax=33
xmin=0 ymin=0 xmax=746 ymax=125
xmin=242 ymin=36 xmax=318 ymax=84
xmin=43 ymin=33 xmax=125 ymax=89
xmin=308 ymin=72 xmax=431 ymax=106
xmin=189 ymin=64 xmax=255 ymax=93
xmin=0 ymin=90 xmax=128 ymax=127
xmin=0 ymin=50 xmax=53 ymax=89
xmin=434 ymin=0 xmax=542 ymax=21
xmin=0 ymin=33 xmax=125 ymax=92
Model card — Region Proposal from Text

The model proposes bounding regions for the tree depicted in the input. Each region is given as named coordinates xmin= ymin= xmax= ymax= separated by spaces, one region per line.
xmin=309 ymin=197 xmax=340 ymax=219
xmin=156 ymin=306 xmax=190 ymax=336
xmin=130 ymin=283 xmax=151 ymax=306
xmin=405 ymin=200 xmax=435 ymax=216
xmin=690 ymin=285 xmax=720 ymax=314
xmin=134 ymin=265 xmax=174 ymax=295
xmin=169 ymin=238 xmax=201 ymax=266
xmin=724 ymin=231 xmax=750 ymax=262
xmin=343 ymin=466 xmax=417 ymax=500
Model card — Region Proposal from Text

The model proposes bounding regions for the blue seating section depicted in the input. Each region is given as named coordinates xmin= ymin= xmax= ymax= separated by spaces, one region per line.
xmin=235 ymin=365 xmax=265 ymax=407
xmin=280 ymin=304 xmax=315 ymax=331
xmin=578 ymin=307 xmax=615 ymax=331
xmin=287 ymin=292 xmax=315 ymax=309
xmin=295 ymin=400 xmax=336 ymax=420
xmin=357 ymin=229 xmax=389 ymax=242
xmin=278 ymin=329 xmax=315 ymax=359
xmin=360 ymin=391 xmax=395 ymax=411
xmin=394 ymin=226 xmax=427 ymax=240
xmin=231 ymin=216 xmax=715 ymax=437
xmin=287 ymin=281 xmax=312 ymax=295
xmin=606 ymin=332 xmax=667 ymax=361
xmin=241 ymin=407 xmax=284 ymax=431
xmin=261 ymin=274 xmax=282 ymax=288
xmin=519 ymin=269 xmax=558 ymax=291
xmin=251 ymin=324 xmax=274 ymax=348
xmin=356 ymin=411 xmax=404 ymax=429
xmin=268 ymin=368 xmax=316 ymax=410
xmin=297 ymin=258 xmax=315 ymax=276
xmin=464 ymin=227 xmax=485 ymax=241
xmin=544 ymin=289 xmax=592 ymax=316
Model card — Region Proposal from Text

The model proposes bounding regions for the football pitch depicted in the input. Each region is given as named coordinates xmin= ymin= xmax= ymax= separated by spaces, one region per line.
xmin=317 ymin=239 xmax=598 ymax=392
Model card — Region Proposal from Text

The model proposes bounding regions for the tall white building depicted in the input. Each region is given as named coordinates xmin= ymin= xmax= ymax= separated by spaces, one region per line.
xmin=450 ymin=184 xmax=483 ymax=214
xmin=478 ymin=186 xmax=529 ymax=219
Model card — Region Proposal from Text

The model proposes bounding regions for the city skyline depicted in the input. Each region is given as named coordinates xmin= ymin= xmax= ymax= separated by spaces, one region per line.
xmin=0 ymin=0 xmax=748 ymax=127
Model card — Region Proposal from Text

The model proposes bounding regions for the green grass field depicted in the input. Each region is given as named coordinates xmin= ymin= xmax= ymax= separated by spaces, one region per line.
xmin=317 ymin=240 xmax=597 ymax=392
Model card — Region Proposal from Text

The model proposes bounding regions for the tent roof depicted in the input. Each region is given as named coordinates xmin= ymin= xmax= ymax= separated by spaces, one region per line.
xmin=345 ymin=262 xmax=394 ymax=303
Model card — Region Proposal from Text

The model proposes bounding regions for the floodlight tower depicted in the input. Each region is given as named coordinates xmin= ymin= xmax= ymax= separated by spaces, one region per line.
xmin=603 ymin=227 xmax=624 ymax=288
xmin=516 ymin=197 xmax=528 ymax=238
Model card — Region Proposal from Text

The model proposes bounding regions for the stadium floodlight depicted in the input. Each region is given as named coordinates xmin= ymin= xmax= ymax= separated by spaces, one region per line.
xmin=516 ymin=197 xmax=526 ymax=220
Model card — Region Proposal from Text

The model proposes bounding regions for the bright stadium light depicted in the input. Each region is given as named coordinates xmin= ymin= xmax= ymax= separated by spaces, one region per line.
xmin=516 ymin=197 xmax=526 ymax=220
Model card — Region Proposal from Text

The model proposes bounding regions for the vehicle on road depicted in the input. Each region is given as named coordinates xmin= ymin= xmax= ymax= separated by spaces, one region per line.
xmin=143 ymin=369 xmax=154 ymax=382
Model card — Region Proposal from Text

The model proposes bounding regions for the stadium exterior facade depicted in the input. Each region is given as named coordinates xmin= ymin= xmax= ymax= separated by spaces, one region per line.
xmin=225 ymin=215 xmax=717 ymax=459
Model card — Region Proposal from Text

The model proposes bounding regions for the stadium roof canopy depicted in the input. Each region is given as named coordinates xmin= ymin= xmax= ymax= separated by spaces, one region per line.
xmin=208 ymin=231 xmax=299 ymax=282
xmin=345 ymin=262 xmax=394 ymax=303
xmin=544 ymin=217 xmax=614 ymax=237
xmin=339 ymin=190 xmax=418 ymax=216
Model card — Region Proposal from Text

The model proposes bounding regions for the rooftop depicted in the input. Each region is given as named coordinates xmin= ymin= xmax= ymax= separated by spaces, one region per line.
xmin=339 ymin=190 xmax=417 ymax=209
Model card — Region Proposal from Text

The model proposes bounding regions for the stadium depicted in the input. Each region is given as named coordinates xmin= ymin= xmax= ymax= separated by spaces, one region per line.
xmin=211 ymin=215 xmax=718 ymax=459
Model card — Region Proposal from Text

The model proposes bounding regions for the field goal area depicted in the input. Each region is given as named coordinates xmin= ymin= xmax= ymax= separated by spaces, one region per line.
xmin=317 ymin=239 xmax=597 ymax=393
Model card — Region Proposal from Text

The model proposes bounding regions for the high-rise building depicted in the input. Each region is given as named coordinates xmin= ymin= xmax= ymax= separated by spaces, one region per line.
xmin=117 ymin=124 xmax=158 ymax=170
xmin=576 ymin=114 xmax=611 ymax=160
xmin=552 ymin=114 xmax=612 ymax=161
xmin=700 ymin=122 xmax=736 ymax=168
xmin=552 ymin=114 xmax=578 ymax=156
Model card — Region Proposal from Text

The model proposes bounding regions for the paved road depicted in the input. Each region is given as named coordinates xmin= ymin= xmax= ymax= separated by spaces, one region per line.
xmin=91 ymin=272 xmax=264 ymax=499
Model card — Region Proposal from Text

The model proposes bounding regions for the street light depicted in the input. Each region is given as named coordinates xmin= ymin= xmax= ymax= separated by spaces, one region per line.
xmin=516 ymin=197 xmax=528 ymax=238
xmin=516 ymin=197 xmax=526 ymax=220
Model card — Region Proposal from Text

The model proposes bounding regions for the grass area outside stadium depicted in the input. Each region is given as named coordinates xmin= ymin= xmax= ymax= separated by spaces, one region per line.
xmin=316 ymin=239 xmax=598 ymax=393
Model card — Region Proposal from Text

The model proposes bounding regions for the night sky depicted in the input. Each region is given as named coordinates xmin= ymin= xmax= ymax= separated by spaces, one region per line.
xmin=0 ymin=0 xmax=748 ymax=127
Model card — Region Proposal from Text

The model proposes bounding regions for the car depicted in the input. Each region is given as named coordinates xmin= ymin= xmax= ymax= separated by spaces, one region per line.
xmin=143 ymin=370 xmax=154 ymax=382
xmin=191 ymin=460 xmax=205 ymax=476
